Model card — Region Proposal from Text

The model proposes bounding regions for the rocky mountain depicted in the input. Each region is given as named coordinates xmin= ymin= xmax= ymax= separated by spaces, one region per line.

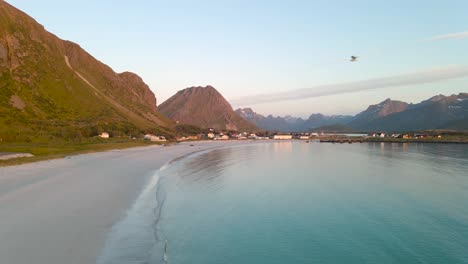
xmin=235 ymin=108 xmax=295 ymax=131
xmin=347 ymin=99 xmax=409 ymax=129
xmin=237 ymin=93 xmax=468 ymax=132
xmin=303 ymin=114 xmax=354 ymax=130
xmin=236 ymin=108 xmax=353 ymax=132
xmin=350 ymin=93 xmax=468 ymax=131
xmin=159 ymin=86 xmax=257 ymax=131
xmin=0 ymin=2 xmax=172 ymax=142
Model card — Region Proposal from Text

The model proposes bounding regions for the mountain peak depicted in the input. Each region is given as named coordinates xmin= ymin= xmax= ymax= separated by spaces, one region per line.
xmin=160 ymin=86 xmax=257 ymax=131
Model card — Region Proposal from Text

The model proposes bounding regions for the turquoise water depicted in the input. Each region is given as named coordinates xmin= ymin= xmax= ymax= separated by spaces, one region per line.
xmin=98 ymin=142 xmax=468 ymax=264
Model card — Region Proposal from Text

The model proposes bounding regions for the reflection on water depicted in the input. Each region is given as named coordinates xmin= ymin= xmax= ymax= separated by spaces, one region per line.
xmin=273 ymin=141 xmax=293 ymax=154
xmin=98 ymin=142 xmax=468 ymax=264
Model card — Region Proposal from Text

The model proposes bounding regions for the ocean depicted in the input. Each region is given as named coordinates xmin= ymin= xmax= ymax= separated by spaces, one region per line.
xmin=97 ymin=142 xmax=468 ymax=264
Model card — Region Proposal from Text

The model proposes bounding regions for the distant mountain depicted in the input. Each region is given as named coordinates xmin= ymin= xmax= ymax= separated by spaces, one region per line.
xmin=159 ymin=86 xmax=257 ymax=131
xmin=350 ymin=93 xmax=468 ymax=132
xmin=303 ymin=114 xmax=354 ymax=130
xmin=0 ymin=2 xmax=171 ymax=142
xmin=236 ymin=108 xmax=353 ymax=132
xmin=347 ymin=99 xmax=409 ymax=129
xmin=236 ymin=93 xmax=468 ymax=132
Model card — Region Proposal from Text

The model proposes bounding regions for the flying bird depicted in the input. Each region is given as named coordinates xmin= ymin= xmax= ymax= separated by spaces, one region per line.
xmin=350 ymin=56 xmax=359 ymax=62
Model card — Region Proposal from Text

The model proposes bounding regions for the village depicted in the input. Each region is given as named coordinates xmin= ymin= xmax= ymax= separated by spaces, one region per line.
xmin=96 ymin=129 xmax=456 ymax=144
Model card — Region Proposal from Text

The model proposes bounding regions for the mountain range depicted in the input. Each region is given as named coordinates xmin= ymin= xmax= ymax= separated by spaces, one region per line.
xmin=159 ymin=86 xmax=257 ymax=132
xmin=235 ymin=108 xmax=353 ymax=132
xmin=237 ymin=93 xmax=468 ymax=132
xmin=0 ymin=1 xmax=172 ymax=142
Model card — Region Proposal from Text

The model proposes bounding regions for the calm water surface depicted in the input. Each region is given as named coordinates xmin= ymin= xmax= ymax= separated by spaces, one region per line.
xmin=98 ymin=142 xmax=468 ymax=264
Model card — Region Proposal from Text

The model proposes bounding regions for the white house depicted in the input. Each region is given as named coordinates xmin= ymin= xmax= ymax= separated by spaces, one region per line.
xmin=215 ymin=135 xmax=229 ymax=140
xmin=274 ymin=134 xmax=293 ymax=140
xmin=299 ymin=135 xmax=310 ymax=140
xmin=144 ymin=134 xmax=167 ymax=142
xmin=99 ymin=132 xmax=110 ymax=139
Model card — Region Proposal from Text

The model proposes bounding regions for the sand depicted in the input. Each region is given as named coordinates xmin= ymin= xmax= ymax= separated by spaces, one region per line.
xmin=0 ymin=141 xmax=255 ymax=264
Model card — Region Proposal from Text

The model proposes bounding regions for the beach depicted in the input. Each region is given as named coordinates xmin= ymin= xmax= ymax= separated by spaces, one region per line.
xmin=0 ymin=141 xmax=253 ymax=264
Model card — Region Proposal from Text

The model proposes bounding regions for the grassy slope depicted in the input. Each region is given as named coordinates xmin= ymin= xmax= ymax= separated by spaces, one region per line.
xmin=0 ymin=138 xmax=168 ymax=166
xmin=0 ymin=2 xmax=173 ymax=143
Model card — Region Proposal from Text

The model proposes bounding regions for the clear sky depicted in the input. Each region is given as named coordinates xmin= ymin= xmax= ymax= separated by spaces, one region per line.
xmin=6 ymin=0 xmax=468 ymax=117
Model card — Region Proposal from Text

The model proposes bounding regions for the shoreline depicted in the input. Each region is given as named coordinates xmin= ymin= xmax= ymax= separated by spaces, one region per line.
xmin=4 ymin=136 xmax=468 ymax=167
xmin=318 ymin=137 xmax=468 ymax=144
xmin=97 ymin=146 xmax=219 ymax=263
xmin=0 ymin=140 xmax=258 ymax=264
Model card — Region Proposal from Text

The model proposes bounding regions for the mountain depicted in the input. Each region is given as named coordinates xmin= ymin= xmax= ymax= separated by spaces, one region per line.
xmin=350 ymin=93 xmax=468 ymax=132
xmin=236 ymin=108 xmax=353 ymax=132
xmin=159 ymin=86 xmax=257 ymax=131
xmin=348 ymin=99 xmax=409 ymax=129
xmin=0 ymin=2 xmax=172 ymax=142
xmin=235 ymin=108 xmax=295 ymax=131
xmin=303 ymin=114 xmax=354 ymax=130
xmin=237 ymin=93 xmax=468 ymax=132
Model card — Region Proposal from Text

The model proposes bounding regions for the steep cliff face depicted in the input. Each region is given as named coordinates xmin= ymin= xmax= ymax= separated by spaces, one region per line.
xmin=0 ymin=1 xmax=171 ymax=141
xmin=159 ymin=86 xmax=257 ymax=131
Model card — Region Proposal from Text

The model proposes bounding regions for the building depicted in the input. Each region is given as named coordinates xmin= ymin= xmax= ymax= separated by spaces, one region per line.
xmin=396 ymin=134 xmax=410 ymax=139
xmin=248 ymin=133 xmax=258 ymax=139
xmin=369 ymin=132 xmax=386 ymax=138
xmin=99 ymin=132 xmax=110 ymax=139
xmin=414 ymin=134 xmax=428 ymax=139
xmin=274 ymin=134 xmax=293 ymax=140
xmin=299 ymin=135 xmax=310 ymax=140
xmin=144 ymin=134 xmax=167 ymax=142
xmin=214 ymin=135 xmax=229 ymax=140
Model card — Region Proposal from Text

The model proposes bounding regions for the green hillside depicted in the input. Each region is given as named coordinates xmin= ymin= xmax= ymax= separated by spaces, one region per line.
xmin=0 ymin=1 xmax=172 ymax=143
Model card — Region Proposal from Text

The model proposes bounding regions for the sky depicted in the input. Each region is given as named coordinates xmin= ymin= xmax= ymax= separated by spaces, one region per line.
xmin=6 ymin=0 xmax=468 ymax=117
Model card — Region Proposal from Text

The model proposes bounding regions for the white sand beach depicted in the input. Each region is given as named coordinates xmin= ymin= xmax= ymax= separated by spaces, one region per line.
xmin=0 ymin=141 xmax=255 ymax=264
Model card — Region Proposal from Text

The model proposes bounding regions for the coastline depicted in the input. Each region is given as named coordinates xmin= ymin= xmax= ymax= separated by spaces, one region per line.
xmin=0 ymin=140 xmax=257 ymax=264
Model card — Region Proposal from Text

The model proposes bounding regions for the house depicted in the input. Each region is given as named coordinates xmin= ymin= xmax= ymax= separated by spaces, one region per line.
xmin=144 ymin=134 xmax=167 ymax=142
xmin=248 ymin=133 xmax=258 ymax=139
xmin=414 ymin=134 xmax=428 ymax=139
xmin=274 ymin=134 xmax=293 ymax=140
xmin=187 ymin=135 xmax=199 ymax=140
xmin=310 ymin=133 xmax=319 ymax=137
xmin=397 ymin=134 xmax=410 ymax=139
xmin=99 ymin=132 xmax=110 ymax=139
xmin=375 ymin=132 xmax=386 ymax=138
xmin=299 ymin=135 xmax=310 ymax=140
xmin=214 ymin=135 xmax=229 ymax=140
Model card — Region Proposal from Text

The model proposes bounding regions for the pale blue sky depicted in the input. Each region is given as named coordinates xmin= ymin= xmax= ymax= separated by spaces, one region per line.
xmin=6 ymin=0 xmax=468 ymax=117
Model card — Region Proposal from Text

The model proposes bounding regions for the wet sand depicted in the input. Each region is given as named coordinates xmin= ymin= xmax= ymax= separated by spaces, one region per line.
xmin=0 ymin=141 xmax=256 ymax=264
